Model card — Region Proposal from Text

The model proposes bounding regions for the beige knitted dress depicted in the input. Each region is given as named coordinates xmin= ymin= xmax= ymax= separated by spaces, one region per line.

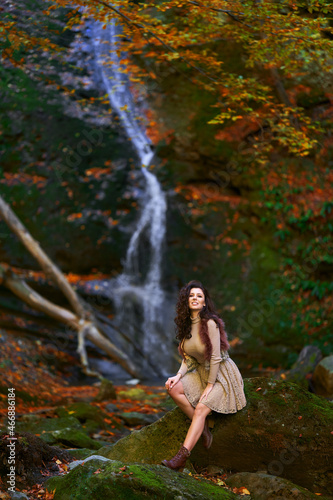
xmin=177 ymin=317 xmax=247 ymax=413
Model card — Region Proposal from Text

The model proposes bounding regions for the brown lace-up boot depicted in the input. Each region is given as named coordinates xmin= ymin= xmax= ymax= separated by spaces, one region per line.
xmin=202 ymin=420 xmax=213 ymax=449
xmin=161 ymin=445 xmax=191 ymax=471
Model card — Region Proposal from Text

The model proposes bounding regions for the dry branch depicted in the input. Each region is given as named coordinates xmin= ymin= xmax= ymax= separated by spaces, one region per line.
xmin=0 ymin=195 xmax=139 ymax=378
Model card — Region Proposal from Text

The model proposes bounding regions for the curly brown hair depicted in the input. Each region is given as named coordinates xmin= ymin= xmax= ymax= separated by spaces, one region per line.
xmin=174 ymin=280 xmax=230 ymax=353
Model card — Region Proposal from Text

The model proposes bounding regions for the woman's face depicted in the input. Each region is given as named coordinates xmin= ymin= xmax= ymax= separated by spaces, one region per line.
xmin=188 ymin=287 xmax=205 ymax=313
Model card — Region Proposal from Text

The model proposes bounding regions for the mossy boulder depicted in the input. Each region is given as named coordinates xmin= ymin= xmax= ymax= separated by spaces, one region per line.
xmin=55 ymin=402 xmax=121 ymax=430
xmin=94 ymin=378 xmax=117 ymax=402
xmin=44 ymin=428 xmax=104 ymax=449
xmin=225 ymin=472 xmax=330 ymax=500
xmin=16 ymin=413 xmax=108 ymax=449
xmin=46 ymin=458 xmax=237 ymax=499
xmin=96 ymin=377 xmax=333 ymax=494
xmin=119 ymin=412 xmax=159 ymax=426
xmin=16 ymin=416 xmax=82 ymax=435
xmin=67 ymin=448 xmax=95 ymax=460
xmin=55 ymin=402 xmax=106 ymax=424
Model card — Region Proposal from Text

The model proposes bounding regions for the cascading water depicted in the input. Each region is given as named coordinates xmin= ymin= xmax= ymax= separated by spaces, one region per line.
xmin=89 ymin=20 xmax=154 ymax=167
xmin=87 ymin=18 xmax=174 ymax=378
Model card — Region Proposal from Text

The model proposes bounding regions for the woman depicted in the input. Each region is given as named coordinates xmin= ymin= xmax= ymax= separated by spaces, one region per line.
xmin=162 ymin=280 xmax=247 ymax=471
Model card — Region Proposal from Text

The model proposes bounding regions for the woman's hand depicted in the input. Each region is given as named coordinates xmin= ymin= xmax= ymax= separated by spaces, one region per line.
xmin=165 ymin=373 xmax=181 ymax=391
xmin=199 ymin=383 xmax=213 ymax=403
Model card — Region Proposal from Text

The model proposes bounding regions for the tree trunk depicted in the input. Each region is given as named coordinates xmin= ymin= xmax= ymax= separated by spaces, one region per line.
xmin=0 ymin=195 xmax=85 ymax=317
xmin=0 ymin=195 xmax=139 ymax=378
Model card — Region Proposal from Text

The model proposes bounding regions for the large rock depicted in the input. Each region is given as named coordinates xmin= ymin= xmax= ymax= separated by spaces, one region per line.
xmin=67 ymin=448 xmax=96 ymax=460
xmin=277 ymin=345 xmax=322 ymax=389
xmin=55 ymin=402 xmax=109 ymax=426
xmin=119 ymin=412 xmax=159 ymax=426
xmin=45 ymin=428 xmax=104 ymax=450
xmin=16 ymin=415 xmax=82 ymax=435
xmin=16 ymin=412 xmax=108 ymax=449
xmin=312 ymin=355 xmax=333 ymax=397
xmin=0 ymin=432 xmax=72 ymax=488
xmin=95 ymin=377 xmax=333 ymax=494
xmin=94 ymin=378 xmax=117 ymax=402
xmin=46 ymin=458 xmax=237 ymax=499
xmin=225 ymin=472 xmax=331 ymax=499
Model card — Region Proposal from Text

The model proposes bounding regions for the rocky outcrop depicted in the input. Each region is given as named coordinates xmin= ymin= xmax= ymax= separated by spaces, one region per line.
xmin=15 ymin=402 xmax=117 ymax=450
xmin=312 ymin=355 xmax=333 ymax=397
xmin=0 ymin=432 xmax=72 ymax=488
xmin=46 ymin=458 xmax=237 ymax=499
xmin=94 ymin=377 xmax=333 ymax=494
xmin=118 ymin=412 xmax=160 ymax=426
xmin=93 ymin=378 xmax=117 ymax=402
xmin=277 ymin=345 xmax=322 ymax=389
xmin=225 ymin=472 xmax=332 ymax=500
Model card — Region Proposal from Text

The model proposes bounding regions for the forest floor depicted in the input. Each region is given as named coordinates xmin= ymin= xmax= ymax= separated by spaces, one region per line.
xmin=0 ymin=330 xmax=252 ymax=499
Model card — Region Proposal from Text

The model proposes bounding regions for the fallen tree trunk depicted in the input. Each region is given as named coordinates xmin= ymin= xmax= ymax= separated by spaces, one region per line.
xmin=96 ymin=377 xmax=333 ymax=495
xmin=0 ymin=195 xmax=85 ymax=318
xmin=0 ymin=263 xmax=138 ymax=377
xmin=0 ymin=195 xmax=139 ymax=378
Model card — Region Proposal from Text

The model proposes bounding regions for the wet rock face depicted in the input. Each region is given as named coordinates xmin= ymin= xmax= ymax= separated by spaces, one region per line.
xmin=95 ymin=378 xmax=333 ymax=495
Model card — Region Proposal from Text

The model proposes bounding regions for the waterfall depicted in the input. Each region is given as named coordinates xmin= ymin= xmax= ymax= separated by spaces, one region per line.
xmin=89 ymin=20 xmax=154 ymax=168
xmin=87 ymin=18 xmax=173 ymax=377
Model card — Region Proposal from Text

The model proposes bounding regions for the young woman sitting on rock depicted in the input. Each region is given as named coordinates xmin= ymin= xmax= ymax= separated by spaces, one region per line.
xmin=162 ymin=280 xmax=247 ymax=471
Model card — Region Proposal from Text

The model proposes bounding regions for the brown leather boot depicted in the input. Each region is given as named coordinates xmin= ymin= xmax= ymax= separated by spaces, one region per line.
xmin=202 ymin=420 xmax=213 ymax=449
xmin=161 ymin=445 xmax=191 ymax=471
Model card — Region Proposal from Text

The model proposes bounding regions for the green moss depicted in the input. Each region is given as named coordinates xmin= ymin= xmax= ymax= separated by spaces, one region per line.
xmin=67 ymin=448 xmax=96 ymax=460
xmin=15 ymin=407 xmax=116 ymax=449
xmin=44 ymin=378 xmax=333 ymax=495
xmin=15 ymin=412 xmax=106 ymax=449
xmin=43 ymin=428 xmax=104 ymax=450
xmin=246 ymin=379 xmax=333 ymax=425
xmin=16 ymin=416 xmax=82 ymax=434
xmin=117 ymin=388 xmax=148 ymax=400
xmin=46 ymin=459 xmax=237 ymax=499
xmin=126 ymin=464 xmax=169 ymax=492
xmin=82 ymin=419 xmax=100 ymax=434
xmin=297 ymin=402 xmax=333 ymax=424
xmin=162 ymin=396 xmax=177 ymax=411
xmin=55 ymin=403 xmax=108 ymax=427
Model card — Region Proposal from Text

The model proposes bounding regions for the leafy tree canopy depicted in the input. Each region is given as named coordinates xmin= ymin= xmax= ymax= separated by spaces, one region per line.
xmin=1 ymin=0 xmax=333 ymax=160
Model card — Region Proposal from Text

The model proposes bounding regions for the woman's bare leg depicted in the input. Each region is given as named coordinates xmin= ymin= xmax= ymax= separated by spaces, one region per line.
xmin=167 ymin=380 xmax=195 ymax=419
xmin=183 ymin=402 xmax=211 ymax=452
